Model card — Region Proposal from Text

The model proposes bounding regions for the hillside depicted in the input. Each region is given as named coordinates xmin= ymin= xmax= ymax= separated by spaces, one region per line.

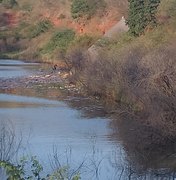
xmin=0 ymin=0 xmax=128 ymax=63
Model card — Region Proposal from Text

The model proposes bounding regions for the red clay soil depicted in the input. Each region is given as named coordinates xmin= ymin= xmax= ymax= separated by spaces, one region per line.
xmin=1 ymin=5 xmax=122 ymax=36
xmin=43 ymin=10 xmax=121 ymax=35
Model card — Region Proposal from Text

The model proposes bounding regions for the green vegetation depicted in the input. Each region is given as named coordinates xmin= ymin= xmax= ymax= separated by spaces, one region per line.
xmin=0 ymin=0 xmax=18 ymax=8
xmin=71 ymin=34 xmax=98 ymax=48
xmin=127 ymin=0 xmax=160 ymax=36
xmin=145 ymin=0 xmax=161 ymax=27
xmin=43 ymin=29 xmax=75 ymax=54
xmin=0 ymin=156 xmax=81 ymax=180
xmin=28 ymin=19 xmax=53 ymax=39
xmin=0 ymin=0 xmax=120 ymax=61
xmin=71 ymin=0 xmax=106 ymax=19
xmin=0 ymin=123 xmax=81 ymax=180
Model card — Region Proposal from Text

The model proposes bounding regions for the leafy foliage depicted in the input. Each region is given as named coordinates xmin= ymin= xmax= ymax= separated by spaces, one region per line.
xmin=71 ymin=0 xmax=106 ymax=19
xmin=0 ymin=156 xmax=81 ymax=180
xmin=144 ymin=0 xmax=161 ymax=27
xmin=28 ymin=19 xmax=53 ymax=39
xmin=71 ymin=34 xmax=97 ymax=48
xmin=0 ymin=156 xmax=43 ymax=180
xmin=126 ymin=0 xmax=145 ymax=36
xmin=43 ymin=29 xmax=75 ymax=53
xmin=127 ymin=0 xmax=160 ymax=36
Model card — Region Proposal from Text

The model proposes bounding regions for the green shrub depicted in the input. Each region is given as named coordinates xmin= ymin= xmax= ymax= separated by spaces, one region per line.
xmin=126 ymin=0 xmax=160 ymax=36
xmin=43 ymin=29 xmax=75 ymax=53
xmin=71 ymin=34 xmax=97 ymax=48
xmin=0 ymin=156 xmax=81 ymax=180
xmin=71 ymin=0 xmax=106 ymax=19
xmin=1 ymin=0 xmax=17 ymax=8
xmin=28 ymin=19 xmax=53 ymax=39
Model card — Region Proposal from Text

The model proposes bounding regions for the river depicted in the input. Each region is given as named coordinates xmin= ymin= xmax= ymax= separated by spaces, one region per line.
xmin=0 ymin=59 xmax=126 ymax=179
xmin=1 ymin=59 xmax=176 ymax=180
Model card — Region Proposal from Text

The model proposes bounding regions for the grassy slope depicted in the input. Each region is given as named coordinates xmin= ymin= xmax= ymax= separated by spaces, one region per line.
xmin=0 ymin=0 xmax=127 ymax=63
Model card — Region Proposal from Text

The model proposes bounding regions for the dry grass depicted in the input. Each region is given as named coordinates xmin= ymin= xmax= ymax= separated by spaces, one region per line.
xmin=40 ymin=0 xmax=176 ymax=144
xmin=68 ymin=34 xmax=176 ymax=144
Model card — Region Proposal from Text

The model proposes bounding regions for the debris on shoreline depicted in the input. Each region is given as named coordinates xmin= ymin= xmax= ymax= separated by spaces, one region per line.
xmin=0 ymin=70 xmax=80 ymax=94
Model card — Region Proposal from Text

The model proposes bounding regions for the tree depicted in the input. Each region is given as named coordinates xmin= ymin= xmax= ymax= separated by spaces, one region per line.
xmin=126 ymin=0 xmax=146 ymax=36
xmin=71 ymin=0 xmax=91 ymax=19
xmin=144 ymin=0 xmax=160 ymax=27
xmin=71 ymin=0 xmax=106 ymax=20
xmin=126 ymin=0 xmax=160 ymax=36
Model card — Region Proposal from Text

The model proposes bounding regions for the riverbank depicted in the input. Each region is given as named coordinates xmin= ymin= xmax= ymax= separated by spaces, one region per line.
xmin=0 ymin=63 xmax=86 ymax=119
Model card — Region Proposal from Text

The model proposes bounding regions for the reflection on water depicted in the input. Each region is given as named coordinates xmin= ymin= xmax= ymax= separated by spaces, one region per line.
xmin=0 ymin=101 xmax=59 ymax=108
xmin=64 ymin=96 xmax=108 ymax=119
xmin=110 ymin=113 xmax=176 ymax=179
xmin=0 ymin=93 xmax=124 ymax=179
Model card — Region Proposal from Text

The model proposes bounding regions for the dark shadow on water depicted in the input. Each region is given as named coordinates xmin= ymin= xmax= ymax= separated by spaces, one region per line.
xmin=64 ymin=96 xmax=108 ymax=119
xmin=109 ymin=113 xmax=176 ymax=179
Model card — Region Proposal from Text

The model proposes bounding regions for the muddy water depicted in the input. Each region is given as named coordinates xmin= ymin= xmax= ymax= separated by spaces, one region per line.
xmin=0 ymin=59 xmax=125 ymax=179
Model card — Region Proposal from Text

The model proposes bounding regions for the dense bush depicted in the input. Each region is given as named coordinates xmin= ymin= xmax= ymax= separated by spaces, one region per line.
xmin=71 ymin=0 xmax=106 ymax=19
xmin=68 ymin=34 xmax=176 ymax=144
xmin=126 ymin=0 xmax=160 ymax=36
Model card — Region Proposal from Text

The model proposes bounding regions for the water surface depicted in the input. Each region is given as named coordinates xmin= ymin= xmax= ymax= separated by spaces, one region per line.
xmin=0 ymin=59 xmax=124 ymax=179
xmin=1 ymin=59 xmax=175 ymax=179
xmin=0 ymin=59 xmax=39 ymax=78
